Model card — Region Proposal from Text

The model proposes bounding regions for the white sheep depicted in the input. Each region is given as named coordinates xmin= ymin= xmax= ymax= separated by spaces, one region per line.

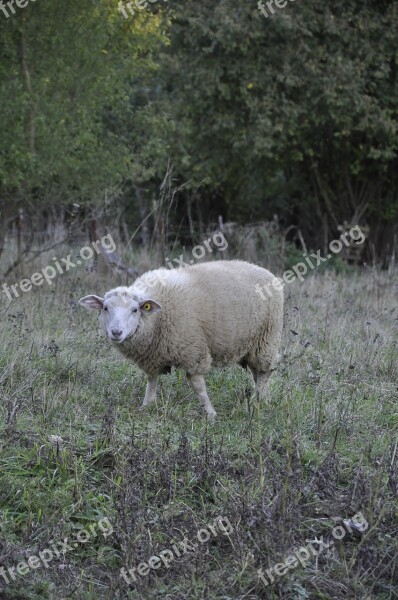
xmin=79 ymin=260 xmax=283 ymax=421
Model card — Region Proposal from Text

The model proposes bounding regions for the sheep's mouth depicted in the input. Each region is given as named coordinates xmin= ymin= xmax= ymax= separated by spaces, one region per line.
xmin=110 ymin=336 xmax=125 ymax=343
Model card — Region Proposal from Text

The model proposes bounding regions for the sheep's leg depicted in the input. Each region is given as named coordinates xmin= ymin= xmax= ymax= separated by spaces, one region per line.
xmin=187 ymin=374 xmax=217 ymax=422
xmin=252 ymin=369 xmax=273 ymax=403
xmin=141 ymin=375 xmax=158 ymax=408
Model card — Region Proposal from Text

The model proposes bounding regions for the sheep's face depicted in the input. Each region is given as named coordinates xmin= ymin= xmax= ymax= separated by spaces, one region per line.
xmin=79 ymin=290 xmax=161 ymax=344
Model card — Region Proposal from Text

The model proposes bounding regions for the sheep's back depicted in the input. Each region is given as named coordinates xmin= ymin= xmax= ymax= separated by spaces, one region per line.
xmin=133 ymin=261 xmax=282 ymax=365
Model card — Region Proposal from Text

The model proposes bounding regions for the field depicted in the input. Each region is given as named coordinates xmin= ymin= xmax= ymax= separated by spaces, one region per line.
xmin=0 ymin=247 xmax=397 ymax=600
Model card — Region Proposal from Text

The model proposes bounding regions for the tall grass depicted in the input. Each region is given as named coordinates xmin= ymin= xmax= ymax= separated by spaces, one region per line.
xmin=0 ymin=237 xmax=397 ymax=599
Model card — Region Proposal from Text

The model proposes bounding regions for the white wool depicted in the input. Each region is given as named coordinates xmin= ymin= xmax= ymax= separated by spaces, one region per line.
xmin=80 ymin=260 xmax=284 ymax=420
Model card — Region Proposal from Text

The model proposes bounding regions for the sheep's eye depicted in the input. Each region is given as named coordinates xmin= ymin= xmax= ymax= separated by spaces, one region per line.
xmin=143 ymin=303 xmax=151 ymax=311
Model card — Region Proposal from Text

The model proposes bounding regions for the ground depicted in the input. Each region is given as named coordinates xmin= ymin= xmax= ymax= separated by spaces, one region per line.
xmin=0 ymin=259 xmax=397 ymax=600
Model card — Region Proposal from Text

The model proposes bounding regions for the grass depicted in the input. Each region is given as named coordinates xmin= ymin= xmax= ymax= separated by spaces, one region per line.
xmin=0 ymin=254 xmax=397 ymax=600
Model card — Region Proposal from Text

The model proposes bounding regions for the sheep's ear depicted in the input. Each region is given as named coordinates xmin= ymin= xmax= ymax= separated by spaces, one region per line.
xmin=139 ymin=299 xmax=162 ymax=314
xmin=78 ymin=295 xmax=104 ymax=310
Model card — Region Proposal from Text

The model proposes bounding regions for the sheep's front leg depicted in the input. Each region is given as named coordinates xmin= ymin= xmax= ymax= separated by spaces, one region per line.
xmin=187 ymin=374 xmax=217 ymax=422
xmin=141 ymin=375 xmax=158 ymax=408
xmin=255 ymin=371 xmax=272 ymax=402
xmin=250 ymin=367 xmax=273 ymax=403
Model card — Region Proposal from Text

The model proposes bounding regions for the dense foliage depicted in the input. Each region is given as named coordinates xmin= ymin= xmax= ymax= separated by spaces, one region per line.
xmin=1 ymin=0 xmax=397 ymax=258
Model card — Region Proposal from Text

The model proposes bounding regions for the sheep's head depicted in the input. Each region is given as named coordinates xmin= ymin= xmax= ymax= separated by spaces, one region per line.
xmin=79 ymin=287 xmax=161 ymax=343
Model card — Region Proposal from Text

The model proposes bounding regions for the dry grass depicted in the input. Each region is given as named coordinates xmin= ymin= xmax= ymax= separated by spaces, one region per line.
xmin=0 ymin=245 xmax=397 ymax=600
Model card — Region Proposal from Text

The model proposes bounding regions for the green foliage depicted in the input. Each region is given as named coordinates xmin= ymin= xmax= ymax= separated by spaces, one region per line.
xmin=0 ymin=0 xmax=166 ymax=206
xmin=1 ymin=0 xmax=397 ymax=257
xmin=148 ymin=0 xmax=398 ymax=247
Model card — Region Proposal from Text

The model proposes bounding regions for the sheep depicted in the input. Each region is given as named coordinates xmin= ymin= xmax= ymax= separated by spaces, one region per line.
xmin=78 ymin=260 xmax=283 ymax=421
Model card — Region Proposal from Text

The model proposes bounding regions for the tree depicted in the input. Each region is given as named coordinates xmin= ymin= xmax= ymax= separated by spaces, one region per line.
xmin=0 ymin=0 xmax=166 ymax=255
xmin=152 ymin=0 xmax=398 ymax=256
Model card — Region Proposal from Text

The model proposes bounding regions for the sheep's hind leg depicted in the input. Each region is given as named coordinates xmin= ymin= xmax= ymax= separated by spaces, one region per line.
xmin=141 ymin=375 xmax=158 ymax=408
xmin=187 ymin=374 xmax=217 ymax=422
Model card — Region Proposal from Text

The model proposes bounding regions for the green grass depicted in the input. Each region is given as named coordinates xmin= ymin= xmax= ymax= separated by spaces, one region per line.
xmin=0 ymin=263 xmax=397 ymax=599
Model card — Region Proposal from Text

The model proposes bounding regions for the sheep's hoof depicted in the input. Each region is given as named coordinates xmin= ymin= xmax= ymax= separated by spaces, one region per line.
xmin=207 ymin=411 xmax=217 ymax=425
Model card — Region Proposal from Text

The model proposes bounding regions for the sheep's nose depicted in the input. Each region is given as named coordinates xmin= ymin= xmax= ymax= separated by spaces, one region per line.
xmin=111 ymin=329 xmax=122 ymax=338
